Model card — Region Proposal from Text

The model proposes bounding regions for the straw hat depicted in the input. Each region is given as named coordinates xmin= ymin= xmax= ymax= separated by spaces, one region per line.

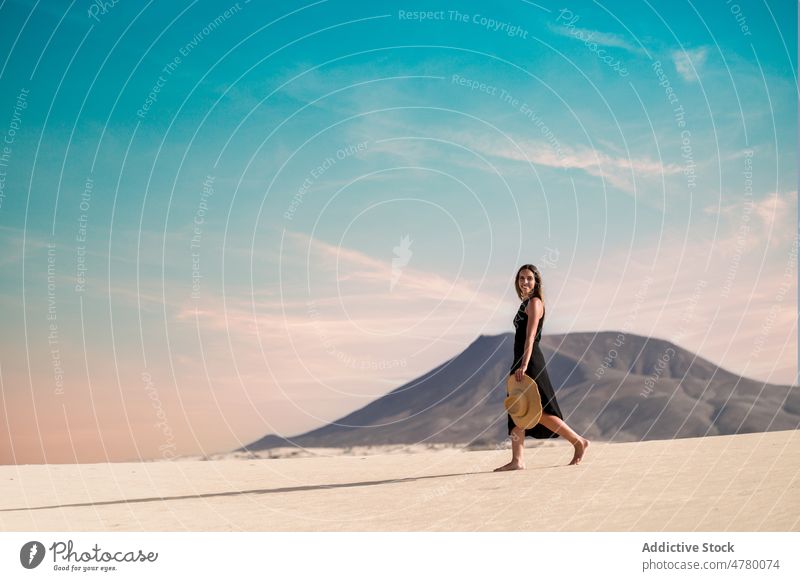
xmin=505 ymin=373 xmax=543 ymax=429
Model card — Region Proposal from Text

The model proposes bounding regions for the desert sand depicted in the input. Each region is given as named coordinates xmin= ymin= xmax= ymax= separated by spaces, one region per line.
xmin=1 ymin=430 xmax=797 ymax=531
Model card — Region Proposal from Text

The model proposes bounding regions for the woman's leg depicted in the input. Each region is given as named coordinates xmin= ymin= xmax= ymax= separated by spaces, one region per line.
xmin=493 ymin=425 xmax=526 ymax=471
xmin=538 ymin=413 xmax=590 ymax=465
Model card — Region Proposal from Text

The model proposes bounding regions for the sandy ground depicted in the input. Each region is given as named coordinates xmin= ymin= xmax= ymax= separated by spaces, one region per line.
xmin=183 ymin=441 xmax=477 ymax=461
xmin=1 ymin=430 xmax=797 ymax=531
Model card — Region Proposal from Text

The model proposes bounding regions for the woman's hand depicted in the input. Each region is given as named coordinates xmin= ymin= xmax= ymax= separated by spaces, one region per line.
xmin=515 ymin=367 xmax=526 ymax=382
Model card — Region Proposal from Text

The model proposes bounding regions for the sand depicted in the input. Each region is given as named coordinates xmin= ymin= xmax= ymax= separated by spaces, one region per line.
xmin=1 ymin=430 xmax=797 ymax=531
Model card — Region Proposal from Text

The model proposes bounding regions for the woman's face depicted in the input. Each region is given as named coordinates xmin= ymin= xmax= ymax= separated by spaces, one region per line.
xmin=518 ymin=269 xmax=535 ymax=296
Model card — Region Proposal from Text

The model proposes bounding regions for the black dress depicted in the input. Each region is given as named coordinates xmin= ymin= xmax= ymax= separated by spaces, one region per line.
xmin=508 ymin=297 xmax=564 ymax=438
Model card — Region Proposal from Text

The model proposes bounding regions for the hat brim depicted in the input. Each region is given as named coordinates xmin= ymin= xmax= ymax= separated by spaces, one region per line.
xmin=505 ymin=373 xmax=543 ymax=429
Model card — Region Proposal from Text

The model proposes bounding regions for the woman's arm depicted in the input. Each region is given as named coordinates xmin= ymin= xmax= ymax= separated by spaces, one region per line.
xmin=520 ymin=298 xmax=543 ymax=370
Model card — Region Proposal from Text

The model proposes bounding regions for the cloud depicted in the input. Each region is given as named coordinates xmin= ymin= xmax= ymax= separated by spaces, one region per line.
xmin=450 ymin=132 xmax=682 ymax=195
xmin=672 ymin=47 xmax=708 ymax=82
xmin=0 ymin=225 xmax=53 ymax=268
xmin=170 ymin=229 xmax=509 ymax=402
xmin=752 ymin=191 xmax=797 ymax=230
xmin=559 ymin=229 xmax=796 ymax=385
xmin=282 ymin=230 xmax=500 ymax=305
xmin=550 ymin=23 xmax=645 ymax=54
xmin=704 ymin=190 xmax=798 ymax=251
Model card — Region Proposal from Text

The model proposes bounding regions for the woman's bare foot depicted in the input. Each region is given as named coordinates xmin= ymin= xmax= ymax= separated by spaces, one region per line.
xmin=569 ymin=437 xmax=590 ymax=465
xmin=493 ymin=459 xmax=525 ymax=472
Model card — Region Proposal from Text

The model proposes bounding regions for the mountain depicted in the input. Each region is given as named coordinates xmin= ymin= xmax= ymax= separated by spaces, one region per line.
xmin=240 ymin=331 xmax=799 ymax=451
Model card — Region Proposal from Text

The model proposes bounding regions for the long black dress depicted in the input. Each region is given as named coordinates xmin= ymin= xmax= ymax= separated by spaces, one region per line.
xmin=508 ymin=296 xmax=564 ymax=439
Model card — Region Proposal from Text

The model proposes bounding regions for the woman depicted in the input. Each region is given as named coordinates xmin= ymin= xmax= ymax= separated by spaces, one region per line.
xmin=494 ymin=264 xmax=590 ymax=471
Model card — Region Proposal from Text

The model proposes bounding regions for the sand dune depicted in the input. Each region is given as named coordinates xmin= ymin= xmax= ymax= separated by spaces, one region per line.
xmin=1 ymin=430 xmax=797 ymax=531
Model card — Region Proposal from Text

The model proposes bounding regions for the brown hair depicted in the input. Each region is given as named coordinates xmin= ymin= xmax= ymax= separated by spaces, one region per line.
xmin=514 ymin=264 xmax=545 ymax=310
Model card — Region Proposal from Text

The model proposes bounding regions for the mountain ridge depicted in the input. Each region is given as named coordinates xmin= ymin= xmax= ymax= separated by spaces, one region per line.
xmin=240 ymin=331 xmax=798 ymax=451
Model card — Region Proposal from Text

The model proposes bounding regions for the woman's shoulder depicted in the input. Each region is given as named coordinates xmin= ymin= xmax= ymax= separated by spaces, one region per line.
xmin=525 ymin=296 xmax=545 ymax=316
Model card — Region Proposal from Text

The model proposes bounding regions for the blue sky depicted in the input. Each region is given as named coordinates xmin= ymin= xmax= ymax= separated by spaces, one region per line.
xmin=0 ymin=0 xmax=796 ymax=463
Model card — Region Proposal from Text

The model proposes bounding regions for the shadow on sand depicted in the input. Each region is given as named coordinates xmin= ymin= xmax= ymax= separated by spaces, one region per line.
xmin=1 ymin=465 xmax=560 ymax=512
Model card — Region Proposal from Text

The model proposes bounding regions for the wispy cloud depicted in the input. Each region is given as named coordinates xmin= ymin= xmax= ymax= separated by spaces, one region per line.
xmin=672 ymin=47 xmax=708 ymax=82
xmin=558 ymin=229 xmax=796 ymax=385
xmin=170 ymin=229 xmax=508 ymax=407
xmin=550 ymin=23 xmax=645 ymax=55
xmin=0 ymin=225 xmax=54 ymax=268
xmin=752 ymin=191 xmax=797 ymax=238
xmin=450 ymin=132 xmax=682 ymax=195
xmin=704 ymin=190 xmax=798 ymax=251
xmin=283 ymin=230 xmax=499 ymax=304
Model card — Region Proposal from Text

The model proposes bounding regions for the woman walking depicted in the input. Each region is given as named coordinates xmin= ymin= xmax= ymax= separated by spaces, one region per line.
xmin=494 ymin=264 xmax=590 ymax=471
